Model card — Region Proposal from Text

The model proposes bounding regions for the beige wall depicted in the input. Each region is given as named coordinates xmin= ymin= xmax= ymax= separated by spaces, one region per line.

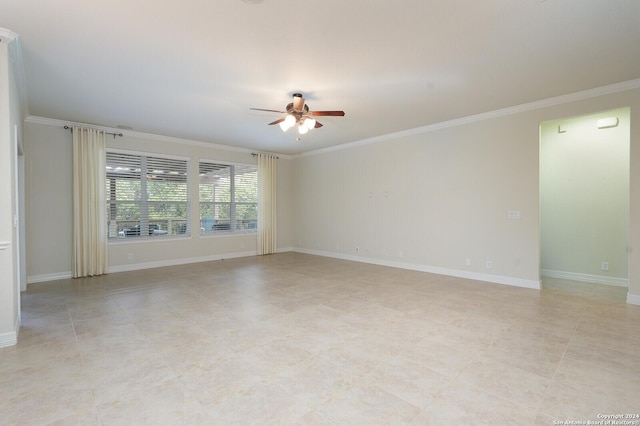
xmin=24 ymin=124 xmax=73 ymax=280
xmin=291 ymin=86 xmax=640 ymax=301
xmin=24 ymin=121 xmax=294 ymax=281
xmin=541 ymin=108 xmax=629 ymax=284
xmin=292 ymin=111 xmax=541 ymax=287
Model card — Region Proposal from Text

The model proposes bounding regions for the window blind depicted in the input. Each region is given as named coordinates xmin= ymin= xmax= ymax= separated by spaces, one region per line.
xmin=106 ymin=152 xmax=190 ymax=239
xmin=199 ymin=161 xmax=257 ymax=234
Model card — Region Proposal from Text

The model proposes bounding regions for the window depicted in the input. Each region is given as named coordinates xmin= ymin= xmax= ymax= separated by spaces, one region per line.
xmin=199 ymin=161 xmax=257 ymax=234
xmin=107 ymin=151 xmax=189 ymax=239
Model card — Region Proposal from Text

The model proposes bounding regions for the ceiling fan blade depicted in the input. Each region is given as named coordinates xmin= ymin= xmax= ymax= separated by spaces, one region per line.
xmin=250 ymin=108 xmax=286 ymax=113
xmin=314 ymin=121 xmax=324 ymax=128
xmin=268 ymin=118 xmax=285 ymax=125
xmin=310 ymin=111 xmax=345 ymax=116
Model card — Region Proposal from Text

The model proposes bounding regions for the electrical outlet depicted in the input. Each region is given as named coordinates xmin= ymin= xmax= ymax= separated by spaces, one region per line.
xmin=465 ymin=258 xmax=472 ymax=267
xmin=485 ymin=261 xmax=492 ymax=269
xmin=601 ymin=261 xmax=609 ymax=271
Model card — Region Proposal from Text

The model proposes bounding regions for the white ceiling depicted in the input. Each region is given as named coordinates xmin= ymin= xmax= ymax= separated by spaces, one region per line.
xmin=2 ymin=0 xmax=640 ymax=155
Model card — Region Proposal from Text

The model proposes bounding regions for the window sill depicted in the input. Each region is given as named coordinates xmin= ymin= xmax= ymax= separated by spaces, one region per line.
xmin=200 ymin=231 xmax=257 ymax=239
xmin=108 ymin=234 xmax=192 ymax=245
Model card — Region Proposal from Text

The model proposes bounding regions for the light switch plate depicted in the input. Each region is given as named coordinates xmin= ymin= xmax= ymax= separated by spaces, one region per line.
xmin=507 ymin=210 xmax=522 ymax=220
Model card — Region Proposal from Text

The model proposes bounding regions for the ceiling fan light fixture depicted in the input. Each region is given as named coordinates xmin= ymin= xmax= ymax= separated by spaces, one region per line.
xmin=279 ymin=114 xmax=296 ymax=131
xmin=298 ymin=124 xmax=309 ymax=135
xmin=303 ymin=117 xmax=316 ymax=129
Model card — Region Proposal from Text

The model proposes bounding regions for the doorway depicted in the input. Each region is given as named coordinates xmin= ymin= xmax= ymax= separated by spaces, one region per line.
xmin=539 ymin=108 xmax=630 ymax=300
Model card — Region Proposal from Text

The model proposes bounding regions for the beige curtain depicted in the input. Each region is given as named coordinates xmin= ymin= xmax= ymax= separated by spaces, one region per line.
xmin=72 ymin=126 xmax=107 ymax=277
xmin=257 ymin=154 xmax=277 ymax=255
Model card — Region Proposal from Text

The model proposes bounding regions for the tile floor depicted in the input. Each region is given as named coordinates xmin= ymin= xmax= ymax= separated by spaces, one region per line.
xmin=2 ymin=253 xmax=639 ymax=425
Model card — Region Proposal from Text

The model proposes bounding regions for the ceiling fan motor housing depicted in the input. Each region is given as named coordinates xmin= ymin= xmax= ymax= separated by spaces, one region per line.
xmin=286 ymin=103 xmax=309 ymax=116
xmin=292 ymin=93 xmax=305 ymax=112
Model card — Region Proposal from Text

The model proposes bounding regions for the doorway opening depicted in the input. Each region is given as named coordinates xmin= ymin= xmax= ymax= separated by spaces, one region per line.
xmin=539 ymin=107 xmax=630 ymax=302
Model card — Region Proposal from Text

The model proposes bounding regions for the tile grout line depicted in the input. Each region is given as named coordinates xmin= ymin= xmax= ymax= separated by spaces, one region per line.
xmin=530 ymin=299 xmax=589 ymax=423
xmin=65 ymin=301 xmax=106 ymax=426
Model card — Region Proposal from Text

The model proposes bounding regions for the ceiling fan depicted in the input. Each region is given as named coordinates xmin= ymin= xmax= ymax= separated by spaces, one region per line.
xmin=250 ymin=93 xmax=345 ymax=135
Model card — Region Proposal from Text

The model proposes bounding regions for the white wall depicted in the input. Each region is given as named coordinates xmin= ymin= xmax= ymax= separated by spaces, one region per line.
xmin=291 ymin=85 xmax=640 ymax=302
xmin=0 ymin=37 xmax=23 ymax=347
xmin=24 ymin=120 xmax=293 ymax=281
xmin=541 ymin=108 xmax=629 ymax=285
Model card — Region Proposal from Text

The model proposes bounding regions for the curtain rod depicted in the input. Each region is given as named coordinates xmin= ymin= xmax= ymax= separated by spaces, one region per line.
xmin=64 ymin=125 xmax=123 ymax=139
xmin=251 ymin=153 xmax=279 ymax=159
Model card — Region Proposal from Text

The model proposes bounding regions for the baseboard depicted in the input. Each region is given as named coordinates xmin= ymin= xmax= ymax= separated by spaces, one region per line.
xmin=27 ymin=271 xmax=73 ymax=284
xmin=541 ymin=269 xmax=629 ymax=287
xmin=294 ymin=248 xmax=541 ymax=290
xmin=107 ymin=250 xmax=258 ymax=274
xmin=0 ymin=316 xmax=20 ymax=348
xmin=21 ymin=250 xmax=638 ymax=305
xmin=0 ymin=331 xmax=17 ymax=348
xmin=25 ymin=248 xmax=294 ymax=283
xmin=627 ymin=293 xmax=640 ymax=306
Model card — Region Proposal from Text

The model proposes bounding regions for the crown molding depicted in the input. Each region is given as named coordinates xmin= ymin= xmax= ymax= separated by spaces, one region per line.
xmin=0 ymin=28 xmax=19 ymax=43
xmin=25 ymin=116 xmax=294 ymax=160
xmin=295 ymin=78 xmax=640 ymax=159
xmin=23 ymin=76 xmax=640 ymax=161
